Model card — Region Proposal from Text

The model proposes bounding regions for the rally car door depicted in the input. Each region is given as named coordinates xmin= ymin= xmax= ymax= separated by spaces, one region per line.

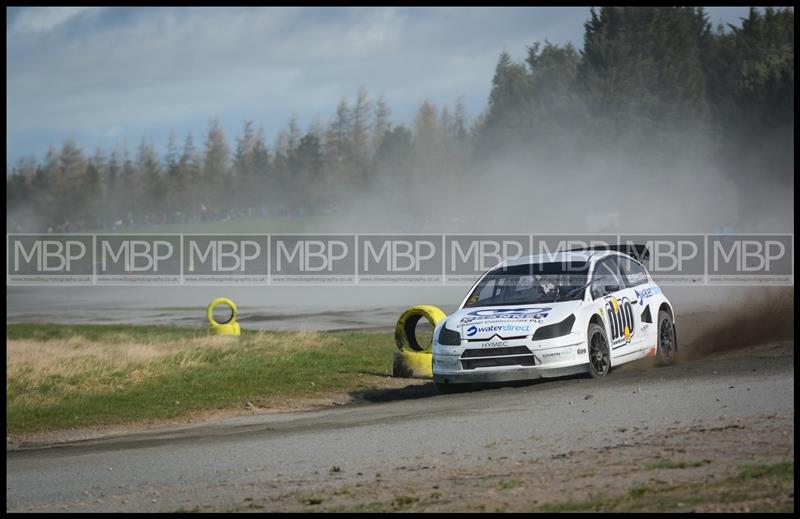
xmin=618 ymin=254 xmax=660 ymax=352
xmin=590 ymin=255 xmax=642 ymax=359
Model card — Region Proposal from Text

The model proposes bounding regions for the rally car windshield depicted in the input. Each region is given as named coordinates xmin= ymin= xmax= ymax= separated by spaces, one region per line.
xmin=463 ymin=262 xmax=590 ymax=307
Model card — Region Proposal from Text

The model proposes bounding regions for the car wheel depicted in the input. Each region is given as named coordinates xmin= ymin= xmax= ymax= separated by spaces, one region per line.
xmin=656 ymin=310 xmax=676 ymax=366
xmin=588 ymin=322 xmax=611 ymax=378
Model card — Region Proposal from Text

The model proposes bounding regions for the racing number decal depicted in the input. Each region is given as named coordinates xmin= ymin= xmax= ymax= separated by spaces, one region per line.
xmin=605 ymin=296 xmax=635 ymax=347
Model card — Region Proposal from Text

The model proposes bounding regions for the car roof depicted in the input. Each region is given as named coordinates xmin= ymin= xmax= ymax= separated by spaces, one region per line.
xmin=500 ymin=249 xmax=619 ymax=268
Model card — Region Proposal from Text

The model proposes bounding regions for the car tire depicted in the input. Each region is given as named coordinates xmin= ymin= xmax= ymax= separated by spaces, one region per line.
xmin=656 ymin=310 xmax=676 ymax=366
xmin=587 ymin=322 xmax=611 ymax=378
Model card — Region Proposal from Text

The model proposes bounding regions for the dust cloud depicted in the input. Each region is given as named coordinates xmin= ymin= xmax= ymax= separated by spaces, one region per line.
xmin=6 ymin=9 xmax=794 ymax=354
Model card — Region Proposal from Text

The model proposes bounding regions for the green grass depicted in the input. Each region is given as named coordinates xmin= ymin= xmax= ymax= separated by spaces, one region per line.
xmin=498 ymin=479 xmax=522 ymax=490
xmin=6 ymin=323 xmax=202 ymax=342
xmin=731 ymin=460 xmax=794 ymax=482
xmin=7 ymin=323 xmax=398 ymax=434
xmin=537 ymin=461 xmax=794 ymax=512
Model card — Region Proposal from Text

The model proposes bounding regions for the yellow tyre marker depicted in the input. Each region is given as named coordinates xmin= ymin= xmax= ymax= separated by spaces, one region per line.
xmin=392 ymin=350 xmax=433 ymax=379
xmin=394 ymin=305 xmax=447 ymax=352
xmin=207 ymin=297 xmax=241 ymax=336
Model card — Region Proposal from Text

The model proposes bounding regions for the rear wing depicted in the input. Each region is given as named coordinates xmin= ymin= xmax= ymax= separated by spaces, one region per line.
xmin=568 ymin=243 xmax=650 ymax=262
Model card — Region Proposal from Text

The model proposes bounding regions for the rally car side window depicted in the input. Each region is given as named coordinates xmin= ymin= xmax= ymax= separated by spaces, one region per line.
xmin=476 ymin=278 xmax=499 ymax=300
xmin=591 ymin=256 xmax=625 ymax=299
xmin=618 ymin=256 xmax=649 ymax=287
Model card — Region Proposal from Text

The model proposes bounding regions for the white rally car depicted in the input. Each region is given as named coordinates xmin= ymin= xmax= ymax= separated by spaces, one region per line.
xmin=432 ymin=247 xmax=677 ymax=391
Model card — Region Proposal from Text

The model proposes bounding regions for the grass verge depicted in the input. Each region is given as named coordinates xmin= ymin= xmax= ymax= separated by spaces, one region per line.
xmin=537 ymin=461 xmax=794 ymax=512
xmin=278 ymin=461 xmax=794 ymax=513
xmin=7 ymin=323 xmax=398 ymax=434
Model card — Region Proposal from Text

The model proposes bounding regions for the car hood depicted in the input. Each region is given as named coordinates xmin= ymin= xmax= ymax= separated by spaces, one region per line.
xmin=443 ymin=301 xmax=583 ymax=340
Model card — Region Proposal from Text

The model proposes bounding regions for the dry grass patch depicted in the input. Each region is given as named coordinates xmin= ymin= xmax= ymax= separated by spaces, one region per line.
xmin=7 ymin=324 xmax=397 ymax=433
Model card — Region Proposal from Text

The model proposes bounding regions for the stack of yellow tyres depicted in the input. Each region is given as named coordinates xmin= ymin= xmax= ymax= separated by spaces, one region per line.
xmin=393 ymin=305 xmax=447 ymax=378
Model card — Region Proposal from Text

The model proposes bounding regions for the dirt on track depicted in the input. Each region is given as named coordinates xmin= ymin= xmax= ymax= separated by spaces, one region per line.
xmin=673 ymin=285 xmax=794 ymax=361
xmin=6 ymin=337 xmax=794 ymax=512
xmin=5 ymin=288 xmax=794 ymax=449
xmin=6 ymin=288 xmax=795 ymax=512
xmin=240 ymin=412 xmax=794 ymax=513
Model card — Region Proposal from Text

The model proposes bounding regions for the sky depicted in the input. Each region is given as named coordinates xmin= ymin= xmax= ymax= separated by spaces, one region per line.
xmin=6 ymin=6 xmax=755 ymax=165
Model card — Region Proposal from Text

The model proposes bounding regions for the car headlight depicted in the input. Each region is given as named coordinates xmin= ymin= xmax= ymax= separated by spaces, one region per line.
xmin=532 ymin=314 xmax=576 ymax=340
xmin=437 ymin=323 xmax=461 ymax=345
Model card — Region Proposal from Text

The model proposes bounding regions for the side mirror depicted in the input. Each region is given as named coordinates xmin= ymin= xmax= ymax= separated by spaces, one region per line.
xmin=604 ymin=284 xmax=621 ymax=294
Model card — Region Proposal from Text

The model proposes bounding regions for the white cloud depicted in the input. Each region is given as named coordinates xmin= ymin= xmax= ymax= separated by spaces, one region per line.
xmin=6 ymin=6 xmax=754 ymax=161
xmin=10 ymin=6 xmax=97 ymax=34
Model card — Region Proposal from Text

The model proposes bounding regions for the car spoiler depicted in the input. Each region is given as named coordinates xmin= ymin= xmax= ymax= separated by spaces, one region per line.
xmin=568 ymin=243 xmax=650 ymax=262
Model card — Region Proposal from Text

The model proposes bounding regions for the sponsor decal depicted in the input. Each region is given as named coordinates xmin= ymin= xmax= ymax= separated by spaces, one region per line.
xmin=466 ymin=307 xmax=552 ymax=319
xmin=627 ymin=271 xmax=648 ymax=284
xmin=460 ymin=316 xmax=549 ymax=325
xmin=634 ymin=285 xmax=662 ymax=306
xmin=459 ymin=307 xmax=552 ymax=326
xmin=577 ymin=348 xmax=587 ymax=355
xmin=465 ymin=323 xmax=531 ymax=337
xmin=542 ymin=349 xmax=573 ymax=360
xmin=605 ymin=296 xmax=635 ymax=347
xmin=482 ymin=340 xmax=508 ymax=348
xmin=462 ymin=315 xmax=550 ymax=324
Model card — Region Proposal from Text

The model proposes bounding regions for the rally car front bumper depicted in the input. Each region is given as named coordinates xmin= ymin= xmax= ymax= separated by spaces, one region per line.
xmin=432 ymin=332 xmax=590 ymax=385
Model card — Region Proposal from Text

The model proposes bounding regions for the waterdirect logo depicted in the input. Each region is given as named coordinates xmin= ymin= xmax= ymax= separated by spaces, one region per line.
xmin=634 ymin=285 xmax=662 ymax=305
xmin=465 ymin=323 xmax=532 ymax=337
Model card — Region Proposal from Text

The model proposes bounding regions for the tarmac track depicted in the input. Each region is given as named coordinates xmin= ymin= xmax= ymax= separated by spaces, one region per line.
xmin=5 ymin=286 xmax=794 ymax=511
xmin=6 ymin=337 xmax=794 ymax=512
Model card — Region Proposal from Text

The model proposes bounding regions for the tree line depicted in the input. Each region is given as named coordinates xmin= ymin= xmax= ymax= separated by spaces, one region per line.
xmin=7 ymin=7 xmax=794 ymax=232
